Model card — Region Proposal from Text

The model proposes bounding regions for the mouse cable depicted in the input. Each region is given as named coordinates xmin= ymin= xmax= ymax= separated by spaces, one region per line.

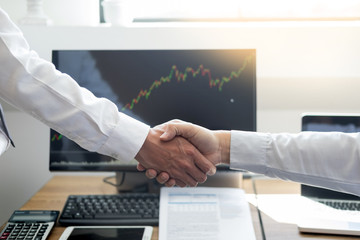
xmin=103 ymin=173 xmax=126 ymax=187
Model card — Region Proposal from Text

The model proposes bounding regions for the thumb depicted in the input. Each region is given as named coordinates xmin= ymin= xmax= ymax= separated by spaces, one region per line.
xmin=159 ymin=123 xmax=177 ymax=141
xmin=159 ymin=120 xmax=196 ymax=142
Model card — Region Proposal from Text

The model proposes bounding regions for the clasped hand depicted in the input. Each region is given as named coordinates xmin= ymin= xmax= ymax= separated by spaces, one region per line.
xmin=135 ymin=120 xmax=231 ymax=187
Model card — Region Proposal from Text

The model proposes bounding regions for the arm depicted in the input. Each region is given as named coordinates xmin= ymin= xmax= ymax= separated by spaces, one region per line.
xmin=0 ymin=8 xmax=147 ymax=161
xmin=0 ymin=8 xmax=214 ymax=186
xmin=231 ymin=130 xmax=360 ymax=196
xmin=141 ymin=120 xmax=360 ymax=196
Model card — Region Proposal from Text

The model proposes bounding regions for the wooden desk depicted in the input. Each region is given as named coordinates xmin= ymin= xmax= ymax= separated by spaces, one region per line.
xmin=2 ymin=176 xmax=360 ymax=240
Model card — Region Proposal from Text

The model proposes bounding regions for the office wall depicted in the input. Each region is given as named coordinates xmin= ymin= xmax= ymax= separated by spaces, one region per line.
xmin=0 ymin=0 xmax=99 ymax=26
xmin=0 ymin=0 xmax=25 ymax=23
xmin=0 ymin=112 xmax=52 ymax=224
xmin=1 ymin=1 xmax=360 ymax=225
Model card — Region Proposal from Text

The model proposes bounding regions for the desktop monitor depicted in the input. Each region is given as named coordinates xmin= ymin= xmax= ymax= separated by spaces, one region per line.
xmin=49 ymin=49 xmax=256 ymax=191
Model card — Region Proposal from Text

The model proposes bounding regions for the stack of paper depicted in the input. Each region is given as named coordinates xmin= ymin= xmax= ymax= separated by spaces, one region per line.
xmin=159 ymin=187 xmax=256 ymax=240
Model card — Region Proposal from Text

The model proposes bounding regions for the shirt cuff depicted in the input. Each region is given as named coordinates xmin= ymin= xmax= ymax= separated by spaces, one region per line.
xmin=98 ymin=113 xmax=150 ymax=163
xmin=230 ymin=130 xmax=269 ymax=174
xmin=0 ymin=129 xmax=10 ymax=156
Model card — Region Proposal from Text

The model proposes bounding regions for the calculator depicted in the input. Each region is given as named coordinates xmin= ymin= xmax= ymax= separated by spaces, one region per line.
xmin=0 ymin=210 xmax=59 ymax=240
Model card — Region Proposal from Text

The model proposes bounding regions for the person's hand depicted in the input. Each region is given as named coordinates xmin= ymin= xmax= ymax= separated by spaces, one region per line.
xmin=137 ymin=163 xmax=177 ymax=187
xmin=135 ymin=126 xmax=217 ymax=187
xmin=158 ymin=120 xmax=230 ymax=165
xmin=137 ymin=120 xmax=231 ymax=186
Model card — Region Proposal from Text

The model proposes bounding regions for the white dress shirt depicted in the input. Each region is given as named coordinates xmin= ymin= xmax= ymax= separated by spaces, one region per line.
xmin=0 ymin=8 xmax=150 ymax=162
xmin=230 ymin=130 xmax=360 ymax=196
xmin=0 ymin=129 xmax=10 ymax=156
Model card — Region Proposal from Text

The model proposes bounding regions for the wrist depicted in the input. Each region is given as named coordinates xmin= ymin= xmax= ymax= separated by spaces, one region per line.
xmin=215 ymin=131 xmax=231 ymax=165
xmin=135 ymin=128 xmax=160 ymax=166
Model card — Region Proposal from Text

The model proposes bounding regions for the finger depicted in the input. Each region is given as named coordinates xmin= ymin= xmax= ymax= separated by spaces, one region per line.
xmin=175 ymin=179 xmax=187 ymax=188
xmin=153 ymin=123 xmax=167 ymax=131
xmin=169 ymin=167 xmax=198 ymax=187
xmin=137 ymin=163 xmax=146 ymax=171
xmin=160 ymin=120 xmax=197 ymax=142
xmin=180 ymin=147 xmax=210 ymax=183
xmin=145 ymin=169 xmax=158 ymax=179
xmin=154 ymin=119 xmax=182 ymax=131
xmin=174 ymin=170 xmax=199 ymax=187
xmin=165 ymin=179 xmax=176 ymax=187
xmin=185 ymin=164 xmax=208 ymax=184
xmin=159 ymin=123 xmax=178 ymax=141
xmin=156 ymin=172 xmax=170 ymax=184
xmin=171 ymin=138 xmax=204 ymax=186
xmin=193 ymin=150 xmax=217 ymax=176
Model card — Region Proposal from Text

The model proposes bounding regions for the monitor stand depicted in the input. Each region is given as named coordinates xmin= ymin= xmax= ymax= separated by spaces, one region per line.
xmin=115 ymin=171 xmax=161 ymax=193
xmin=115 ymin=171 xmax=243 ymax=193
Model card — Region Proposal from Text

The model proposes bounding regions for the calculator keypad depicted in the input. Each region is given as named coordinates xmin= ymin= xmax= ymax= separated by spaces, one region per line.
xmin=0 ymin=222 xmax=53 ymax=240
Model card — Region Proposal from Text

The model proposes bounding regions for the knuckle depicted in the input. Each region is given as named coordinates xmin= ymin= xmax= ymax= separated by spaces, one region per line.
xmin=176 ymin=160 xmax=191 ymax=171
xmin=183 ymin=163 xmax=193 ymax=172
xmin=184 ymin=148 xmax=196 ymax=157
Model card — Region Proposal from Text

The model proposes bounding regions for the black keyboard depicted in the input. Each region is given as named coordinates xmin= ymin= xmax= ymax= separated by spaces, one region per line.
xmin=319 ymin=200 xmax=360 ymax=211
xmin=59 ymin=193 xmax=160 ymax=226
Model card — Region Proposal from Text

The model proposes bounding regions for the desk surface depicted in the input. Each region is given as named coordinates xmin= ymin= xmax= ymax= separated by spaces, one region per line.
xmin=3 ymin=175 xmax=360 ymax=240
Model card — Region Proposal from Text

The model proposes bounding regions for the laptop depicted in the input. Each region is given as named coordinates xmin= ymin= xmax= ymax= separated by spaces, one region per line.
xmin=297 ymin=113 xmax=360 ymax=236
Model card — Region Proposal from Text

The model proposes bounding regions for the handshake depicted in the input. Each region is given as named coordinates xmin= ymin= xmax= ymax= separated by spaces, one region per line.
xmin=135 ymin=120 xmax=231 ymax=187
xmin=133 ymin=119 xmax=360 ymax=198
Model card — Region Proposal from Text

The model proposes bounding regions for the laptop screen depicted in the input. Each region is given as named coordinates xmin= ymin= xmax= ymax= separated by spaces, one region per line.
xmin=301 ymin=114 xmax=360 ymax=200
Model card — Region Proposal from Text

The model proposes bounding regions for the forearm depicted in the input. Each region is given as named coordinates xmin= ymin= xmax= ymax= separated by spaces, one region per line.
xmin=230 ymin=130 xmax=360 ymax=196
xmin=0 ymin=8 xmax=149 ymax=162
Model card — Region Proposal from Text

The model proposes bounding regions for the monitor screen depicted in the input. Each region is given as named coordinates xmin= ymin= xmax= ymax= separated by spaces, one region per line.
xmin=49 ymin=49 xmax=256 ymax=171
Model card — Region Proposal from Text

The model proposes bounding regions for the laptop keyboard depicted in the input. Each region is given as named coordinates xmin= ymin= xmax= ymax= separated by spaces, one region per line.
xmin=59 ymin=193 xmax=160 ymax=226
xmin=319 ymin=200 xmax=360 ymax=211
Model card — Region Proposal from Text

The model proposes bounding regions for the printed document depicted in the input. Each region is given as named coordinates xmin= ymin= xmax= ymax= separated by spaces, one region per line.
xmin=159 ymin=187 xmax=256 ymax=240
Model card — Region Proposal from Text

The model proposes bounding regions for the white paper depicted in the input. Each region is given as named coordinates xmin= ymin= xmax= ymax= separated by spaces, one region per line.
xmin=159 ymin=187 xmax=256 ymax=240
xmin=248 ymin=194 xmax=360 ymax=224
xmin=249 ymin=194 xmax=360 ymax=235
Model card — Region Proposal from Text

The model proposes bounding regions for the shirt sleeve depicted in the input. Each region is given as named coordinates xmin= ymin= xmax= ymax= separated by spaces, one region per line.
xmin=0 ymin=8 xmax=150 ymax=162
xmin=0 ymin=129 xmax=10 ymax=156
xmin=230 ymin=130 xmax=360 ymax=196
